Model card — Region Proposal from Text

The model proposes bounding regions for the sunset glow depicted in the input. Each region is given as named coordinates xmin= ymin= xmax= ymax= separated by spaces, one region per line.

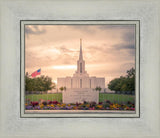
xmin=25 ymin=24 xmax=135 ymax=86
xmin=52 ymin=65 xmax=77 ymax=70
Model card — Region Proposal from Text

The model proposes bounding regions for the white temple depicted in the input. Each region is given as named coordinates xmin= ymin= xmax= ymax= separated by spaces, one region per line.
xmin=57 ymin=39 xmax=105 ymax=91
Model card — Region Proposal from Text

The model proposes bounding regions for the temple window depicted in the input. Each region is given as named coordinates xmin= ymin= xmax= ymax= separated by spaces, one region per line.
xmin=80 ymin=62 xmax=82 ymax=73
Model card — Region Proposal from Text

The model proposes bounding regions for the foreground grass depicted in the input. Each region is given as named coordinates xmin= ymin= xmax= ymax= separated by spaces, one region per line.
xmin=99 ymin=93 xmax=135 ymax=104
xmin=25 ymin=93 xmax=62 ymax=102
xmin=25 ymin=93 xmax=135 ymax=104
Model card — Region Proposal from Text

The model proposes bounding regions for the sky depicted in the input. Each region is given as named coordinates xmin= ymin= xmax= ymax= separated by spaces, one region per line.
xmin=25 ymin=24 xmax=135 ymax=87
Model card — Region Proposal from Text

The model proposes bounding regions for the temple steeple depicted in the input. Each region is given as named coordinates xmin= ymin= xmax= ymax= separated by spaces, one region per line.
xmin=79 ymin=39 xmax=83 ymax=60
xmin=73 ymin=39 xmax=89 ymax=77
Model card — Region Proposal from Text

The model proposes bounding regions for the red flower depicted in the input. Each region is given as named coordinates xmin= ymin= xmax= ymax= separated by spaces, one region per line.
xmin=48 ymin=101 xmax=52 ymax=105
xmin=52 ymin=101 xmax=58 ymax=104
xmin=130 ymin=107 xmax=135 ymax=111
xmin=31 ymin=101 xmax=39 ymax=107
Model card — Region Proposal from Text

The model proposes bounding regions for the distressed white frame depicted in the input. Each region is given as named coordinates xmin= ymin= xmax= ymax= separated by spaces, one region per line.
xmin=0 ymin=0 xmax=160 ymax=137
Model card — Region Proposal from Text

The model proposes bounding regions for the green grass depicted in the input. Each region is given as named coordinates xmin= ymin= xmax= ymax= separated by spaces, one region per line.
xmin=25 ymin=93 xmax=62 ymax=103
xmin=99 ymin=93 xmax=135 ymax=104
xmin=25 ymin=93 xmax=135 ymax=104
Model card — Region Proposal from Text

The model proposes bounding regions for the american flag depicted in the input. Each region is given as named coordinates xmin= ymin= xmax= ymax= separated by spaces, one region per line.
xmin=31 ymin=69 xmax=41 ymax=78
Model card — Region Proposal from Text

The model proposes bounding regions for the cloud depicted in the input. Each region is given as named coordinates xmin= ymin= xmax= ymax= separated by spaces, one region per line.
xmin=114 ymin=43 xmax=135 ymax=50
xmin=122 ymin=31 xmax=135 ymax=43
xmin=58 ymin=46 xmax=78 ymax=53
xmin=86 ymin=43 xmax=135 ymax=58
xmin=128 ymin=49 xmax=135 ymax=57
xmin=25 ymin=25 xmax=46 ymax=35
xmin=98 ymin=24 xmax=135 ymax=31
xmin=25 ymin=24 xmax=136 ymax=84
xmin=69 ymin=25 xmax=97 ymax=34
xmin=121 ymin=62 xmax=135 ymax=68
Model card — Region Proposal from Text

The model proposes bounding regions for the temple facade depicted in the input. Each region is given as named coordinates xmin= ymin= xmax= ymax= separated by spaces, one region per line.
xmin=57 ymin=39 xmax=105 ymax=92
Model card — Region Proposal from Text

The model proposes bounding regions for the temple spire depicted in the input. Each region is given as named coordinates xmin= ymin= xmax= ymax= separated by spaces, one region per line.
xmin=79 ymin=38 xmax=83 ymax=60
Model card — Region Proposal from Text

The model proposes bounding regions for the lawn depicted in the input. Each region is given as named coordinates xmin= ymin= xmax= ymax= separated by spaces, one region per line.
xmin=99 ymin=93 xmax=135 ymax=104
xmin=25 ymin=93 xmax=135 ymax=104
xmin=25 ymin=93 xmax=62 ymax=103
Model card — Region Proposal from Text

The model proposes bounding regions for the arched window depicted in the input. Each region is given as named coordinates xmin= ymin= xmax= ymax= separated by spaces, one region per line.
xmin=80 ymin=63 xmax=82 ymax=73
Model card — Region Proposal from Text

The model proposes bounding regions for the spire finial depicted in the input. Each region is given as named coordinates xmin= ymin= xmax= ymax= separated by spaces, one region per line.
xmin=80 ymin=38 xmax=82 ymax=46
xmin=79 ymin=38 xmax=83 ymax=60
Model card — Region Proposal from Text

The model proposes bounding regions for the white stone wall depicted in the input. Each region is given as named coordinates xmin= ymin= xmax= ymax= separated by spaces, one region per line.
xmin=65 ymin=77 xmax=72 ymax=88
xmin=82 ymin=77 xmax=90 ymax=88
xmin=72 ymin=77 xmax=79 ymax=88
xmin=57 ymin=78 xmax=66 ymax=88
xmin=95 ymin=78 xmax=105 ymax=88
xmin=57 ymin=76 xmax=105 ymax=90
xmin=90 ymin=77 xmax=96 ymax=88
xmin=63 ymin=88 xmax=99 ymax=104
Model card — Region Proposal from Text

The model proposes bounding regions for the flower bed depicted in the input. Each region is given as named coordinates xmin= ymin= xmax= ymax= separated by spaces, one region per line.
xmin=25 ymin=99 xmax=135 ymax=111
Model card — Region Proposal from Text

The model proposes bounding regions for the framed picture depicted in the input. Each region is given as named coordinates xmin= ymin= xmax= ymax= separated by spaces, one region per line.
xmin=21 ymin=20 xmax=140 ymax=118
xmin=0 ymin=0 xmax=160 ymax=138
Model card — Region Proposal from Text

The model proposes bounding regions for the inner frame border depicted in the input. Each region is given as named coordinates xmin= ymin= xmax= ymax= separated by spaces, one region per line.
xmin=20 ymin=20 xmax=140 ymax=118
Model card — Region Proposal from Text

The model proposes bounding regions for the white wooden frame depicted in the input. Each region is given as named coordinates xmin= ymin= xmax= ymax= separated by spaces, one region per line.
xmin=0 ymin=0 xmax=160 ymax=137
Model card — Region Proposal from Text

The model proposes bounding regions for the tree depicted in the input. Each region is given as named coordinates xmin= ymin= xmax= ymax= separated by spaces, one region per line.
xmin=108 ymin=78 xmax=121 ymax=91
xmin=95 ymin=86 xmax=102 ymax=93
xmin=108 ymin=68 xmax=135 ymax=92
xmin=126 ymin=67 xmax=135 ymax=78
xmin=59 ymin=87 xmax=64 ymax=92
xmin=51 ymin=82 xmax=56 ymax=89
xmin=25 ymin=74 xmax=55 ymax=93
